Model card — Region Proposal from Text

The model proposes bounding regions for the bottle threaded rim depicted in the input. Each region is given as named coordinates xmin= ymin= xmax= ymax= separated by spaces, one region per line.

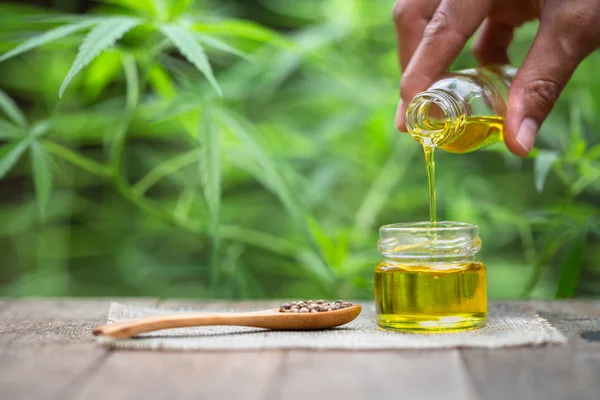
xmin=404 ymin=88 xmax=467 ymax=147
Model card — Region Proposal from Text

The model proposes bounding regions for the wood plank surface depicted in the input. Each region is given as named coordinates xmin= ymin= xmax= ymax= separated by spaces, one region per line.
xmin=0 ymin=298 xmax=157 ymax=347
xmin=0 ymin=299 xmax=153 ymax=400
xmin=461 ymin=300 xmax=600 ymax=400
xmin=0 ymin=300 xmax=11 ymax=313
xmin=522 ymin=300 xmax=600 ymax=349
xmin=266 ymin=350 xmax=479 ymax=400
xmin=0 ymin=297 xmax=157 ymax=322
xmin=0 ymin=342 xmax=108 ymax=400
xmin=76 ymin=351 xmax=284 ymax=400
xmin=0 ymin=299 xmax=599 ymax=400
xmin=461 ymin=347 xmax=600 ymax=400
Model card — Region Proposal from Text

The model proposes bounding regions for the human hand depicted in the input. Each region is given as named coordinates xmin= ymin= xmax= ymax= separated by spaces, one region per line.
xmin=393 ymin=0 xmax=600 ymax=156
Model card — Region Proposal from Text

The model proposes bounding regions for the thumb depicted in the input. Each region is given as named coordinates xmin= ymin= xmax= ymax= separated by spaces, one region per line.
xmin=504 ymin=21 xmax=582 ymax=157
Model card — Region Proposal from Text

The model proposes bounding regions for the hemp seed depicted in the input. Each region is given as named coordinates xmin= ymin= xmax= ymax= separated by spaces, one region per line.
xmin=278 ymin=300 xmax=354 ymax=313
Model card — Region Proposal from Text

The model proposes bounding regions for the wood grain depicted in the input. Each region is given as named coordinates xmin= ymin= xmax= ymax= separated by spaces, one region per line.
xmin=461 ymin=300 xmax=600 ymax=400
xmin=528 ymin=299 xmax=600 ymax=318
xmin=0 ymin=298 xmax=157 ymax=347
xmin=0 ymin=299 xmax=151 ymax=399
xmin=75 ymin=350 xmax=284 ymax=400
xmin=0 ymin=299 xmax=11 ymax=313
xmin=0 ymin=299 xmax=599 ymax=400
xmin=266 ymin=350 xmax=480 ymax=400
xmin=0 ymin=342 xmax=109 ymax=400
xmin=461 ymin=347 xmax=600 ymax=400
xmin=527 ymin=300 xmax=600 ymax=349
xmin=0 ymin=298 xmax=157 ymax=322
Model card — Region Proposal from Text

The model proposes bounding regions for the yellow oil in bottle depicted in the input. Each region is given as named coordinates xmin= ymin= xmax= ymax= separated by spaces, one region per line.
xmin=374 ymin=260 xmax=487 ymax=332
xmin=439 ymin=116 xmax=504 ymax=153
xmin=409 ymin=115 xmax=504 ymax=154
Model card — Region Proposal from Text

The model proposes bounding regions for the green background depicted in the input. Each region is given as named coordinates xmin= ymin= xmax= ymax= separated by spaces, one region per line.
xmin=0 ymin=0 xmax=599 ymax=300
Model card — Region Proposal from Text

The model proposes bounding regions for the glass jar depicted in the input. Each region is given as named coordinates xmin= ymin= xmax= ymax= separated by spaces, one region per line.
xmin=405 ymin=65 xmax=516 ymax=153
xmin=374 ymin=221 xmax=487 ymax=332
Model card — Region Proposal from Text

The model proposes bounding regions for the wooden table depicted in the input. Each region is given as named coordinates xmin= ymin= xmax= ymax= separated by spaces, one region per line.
xmin=1 ymin=299 xmax=599 ymax=400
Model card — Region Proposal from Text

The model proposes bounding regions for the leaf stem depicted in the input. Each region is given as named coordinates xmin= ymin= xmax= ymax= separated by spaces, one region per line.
xmin=520 ymin=229 xmax=573 ymax=298
xmin=41 ymin=140 xmax=112 ymax=178
xmin=132 ymin=148 xmax=201 ymax=196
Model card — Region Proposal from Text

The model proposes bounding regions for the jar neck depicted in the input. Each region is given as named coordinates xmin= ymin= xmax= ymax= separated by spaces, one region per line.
xmin=405 ymin=88 xmax=467 ymax=147
xmin=383 ymin=255 xmax=477 ymax=263
xmin=377 ymin=221 xmax=482 ymax=261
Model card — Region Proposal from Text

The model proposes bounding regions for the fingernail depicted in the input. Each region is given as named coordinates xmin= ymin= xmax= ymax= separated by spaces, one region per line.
xmin=395 ymin=100 xmax=404 ymax=131
xmin=515 ymin=117 xmax=538 ymax=154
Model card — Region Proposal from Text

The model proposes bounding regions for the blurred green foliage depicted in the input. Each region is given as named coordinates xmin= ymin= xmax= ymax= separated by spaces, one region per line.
xmin=0 ymin=0 xmax=599 ymax=300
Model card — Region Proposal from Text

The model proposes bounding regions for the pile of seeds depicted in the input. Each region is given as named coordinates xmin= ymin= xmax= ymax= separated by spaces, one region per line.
xmin=279 ymin=300 xmax=354 ymax=313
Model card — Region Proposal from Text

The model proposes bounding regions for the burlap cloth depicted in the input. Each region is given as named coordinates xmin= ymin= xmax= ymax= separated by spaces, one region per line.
xmin=96 ymin=302 xmax=566 ymax=351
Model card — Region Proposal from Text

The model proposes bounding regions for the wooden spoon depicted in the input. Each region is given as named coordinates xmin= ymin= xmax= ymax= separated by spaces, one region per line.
xmin=92 ymin=305 xmax=362 ymax=339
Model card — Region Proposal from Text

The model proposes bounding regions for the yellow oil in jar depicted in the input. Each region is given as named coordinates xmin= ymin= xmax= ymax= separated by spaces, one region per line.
xmin=374 ymin=260 xmax=487 ymax=332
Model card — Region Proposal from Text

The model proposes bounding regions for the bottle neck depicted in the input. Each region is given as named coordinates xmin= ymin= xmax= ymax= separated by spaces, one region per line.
xmin=405 ymin=88 xmax=467 ymax=147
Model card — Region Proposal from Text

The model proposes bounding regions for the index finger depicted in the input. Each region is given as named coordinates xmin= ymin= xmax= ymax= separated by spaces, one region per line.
xmin=393 ymin=0 xmax=440 ymax=72
xmin=400 ymin=0 xmax=491 ymax=105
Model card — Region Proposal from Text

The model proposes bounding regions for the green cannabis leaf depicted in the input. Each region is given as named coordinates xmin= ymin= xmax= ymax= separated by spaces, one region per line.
xmin=0 ymin=20 xmax=97 ymax=63
xmin=213 ymin=109 xmax=331 ymax=282
xmin=160 ymin=24 xmax=222 ymax=96
xmin=0 ymin=8 xmax=293 ymax=101
xmin=0 ymin=89 xmax=28 ymax=127
xmin=99 ymin=0 xmax=158 ymax=17
xmin=0 ymin=137 xmax=30 ymax=179
xmin=198 ymin=35 xmax=253 ymax=62
xmin=200 ymin=107 xmax=222 ymax=285
xmin=30 ymin=140 xmax=53 ymax=220
xmin=555 ymin=230 xmax=588 ymax=298
xmin=167 ymin=0 xmax=194 ymax=20
xmin=200 ymin=107 xmax=221 ymax=227
xmin=193 ymin=20 xmax=297 ymax=50
xmin=59 ymin=17 xmax=142 ymax=97
xmin=534 ymin=150 xmax=559 ymax=193
xmin=0 ymin=120 xmax=25 ymax=139
xmin=30 ymin=121 xmax=51 ymax=138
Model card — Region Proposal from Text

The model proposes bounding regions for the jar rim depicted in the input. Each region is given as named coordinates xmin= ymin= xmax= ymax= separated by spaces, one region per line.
xmin=380 ymin=221 xmax=478 ymax=233
xmin=378 ymin=221 xmax=481 ymax=260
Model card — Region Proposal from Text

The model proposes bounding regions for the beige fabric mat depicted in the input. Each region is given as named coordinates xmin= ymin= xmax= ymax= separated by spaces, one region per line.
xmin=96 ymin=302 xmax=567 ymax=351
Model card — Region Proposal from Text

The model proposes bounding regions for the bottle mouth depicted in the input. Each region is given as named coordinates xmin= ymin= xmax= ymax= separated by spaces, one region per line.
xmin=405 ymin=89 xmax=467 ymax=147
xmin=378 ymin=221 xmax=481 ymax=260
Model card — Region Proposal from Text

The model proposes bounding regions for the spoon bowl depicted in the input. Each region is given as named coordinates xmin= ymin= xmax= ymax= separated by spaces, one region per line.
xmin=93 ymin=305 xmax=362 ymax=339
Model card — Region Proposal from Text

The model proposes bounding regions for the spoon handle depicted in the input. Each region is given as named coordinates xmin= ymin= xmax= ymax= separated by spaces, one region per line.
xmin=93 ymin=312 xmax=270 ymax=339
xmin=93 ymin=305 xmax=362 ymax=338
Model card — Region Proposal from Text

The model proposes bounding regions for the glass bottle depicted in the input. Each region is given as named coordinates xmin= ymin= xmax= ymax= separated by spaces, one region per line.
xmin=405 ymin=65 xmax=516 ymax=153
xmin=374 ymin=221 xmax=487 ymax=332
